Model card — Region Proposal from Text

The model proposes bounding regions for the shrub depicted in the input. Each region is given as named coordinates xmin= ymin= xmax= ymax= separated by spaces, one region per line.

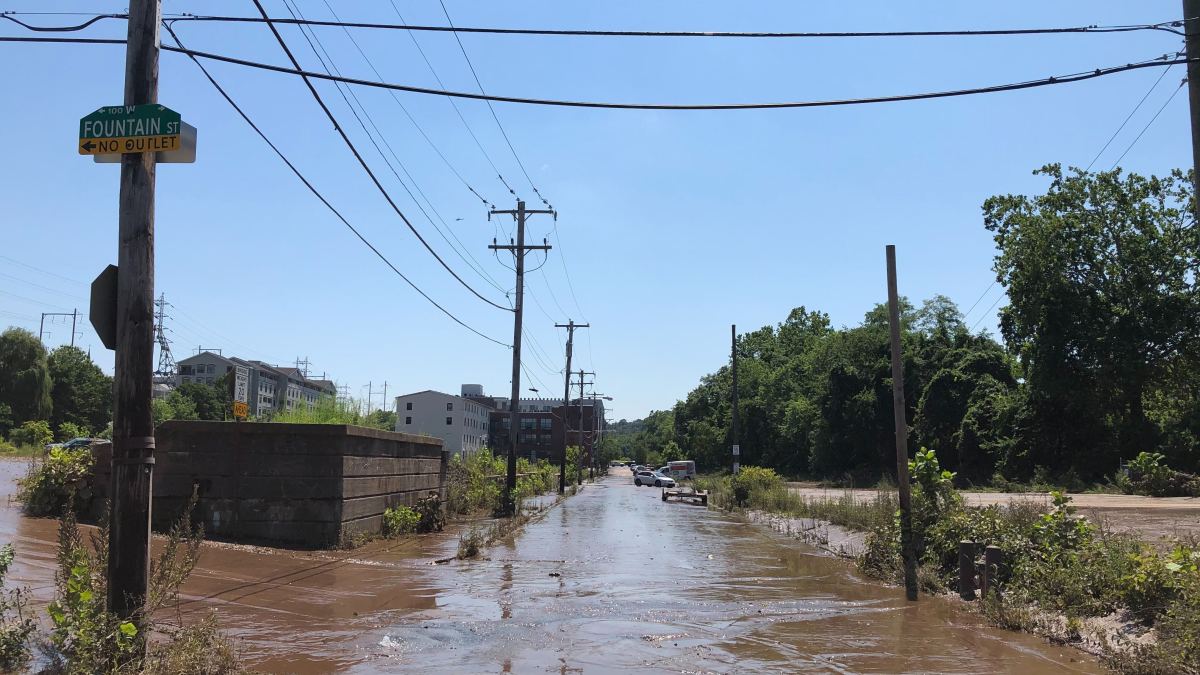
xmin=43 ymin=496 xmax=243 ymax=674
xmin=17 ymin=446 xmax=94 ymax=517
xmin=9 ymin=420 xmax=52 ymax=449
xmin=383 ymin=506 xmax=420 ymax=537
xmin=1118 ymin=452 xmax=1200 ymax=497
xmin=731 ymin=466 xmax=782 ymax=506
xmin=55 ymin=422 xmax=91 ymax=442
xmin=1120 ymin=545 xmax=1200 ymax=624
xmin=0 ymin=544 xmax=34 ymax=671
xmin=446 ymin=450 xmax=504 ymax=515
xmin=415 ymin=492 xmax=445 ymax=533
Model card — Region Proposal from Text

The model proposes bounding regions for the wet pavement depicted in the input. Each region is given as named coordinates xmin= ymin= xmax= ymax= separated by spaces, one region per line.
xmin=0 ymin=460 xmax=1099 ymax=673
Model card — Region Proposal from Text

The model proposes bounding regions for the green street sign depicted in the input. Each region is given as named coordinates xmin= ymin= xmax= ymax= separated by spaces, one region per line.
xmin=79 ymin=104 xmax=182 ymax=155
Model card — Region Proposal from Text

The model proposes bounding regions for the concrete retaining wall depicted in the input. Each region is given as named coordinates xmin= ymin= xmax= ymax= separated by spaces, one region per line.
xmin=92 ymin=421 xmax=447 ymax=548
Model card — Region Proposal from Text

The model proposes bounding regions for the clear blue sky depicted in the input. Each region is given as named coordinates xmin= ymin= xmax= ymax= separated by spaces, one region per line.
xmin=0 ymin=1 xmax=1191 ymax=420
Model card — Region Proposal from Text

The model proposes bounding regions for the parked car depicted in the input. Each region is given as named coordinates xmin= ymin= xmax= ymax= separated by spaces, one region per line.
xmin=633 ymin=470 xmax=676 ymax=488
xmin=44 ymin=437 xmax=96 ymax=453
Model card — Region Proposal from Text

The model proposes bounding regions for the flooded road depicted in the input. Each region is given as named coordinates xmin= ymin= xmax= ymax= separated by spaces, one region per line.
xmin=0 ymin=460 xmax=1098 ymax=673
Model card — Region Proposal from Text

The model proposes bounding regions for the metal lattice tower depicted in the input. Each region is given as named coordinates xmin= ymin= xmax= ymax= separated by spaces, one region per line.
xmin=153 ymin=293 xmax=177 ymax=381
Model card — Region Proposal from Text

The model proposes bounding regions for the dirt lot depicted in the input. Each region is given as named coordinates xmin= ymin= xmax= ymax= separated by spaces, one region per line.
xmin=787 ymin=484 xmax=1200 ymax=545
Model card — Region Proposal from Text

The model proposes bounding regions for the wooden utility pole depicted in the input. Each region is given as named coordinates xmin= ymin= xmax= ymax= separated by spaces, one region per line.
xmin=886 ymin=245 xmax=918 ymax=602
xmin=108 ymin=0 xmax=161 ymax=623
xmin=731 ymin=324 xmax=740 ymax=475
xmin=490 ymin=201 xmax=553 ymax=514
xmin=574 ymin=369 xmax=594 ymax=483
xmin=1184 ymin=0 xmax=1200 ymax=215
xmin=555 ymin=320 xmax=588 ymax=493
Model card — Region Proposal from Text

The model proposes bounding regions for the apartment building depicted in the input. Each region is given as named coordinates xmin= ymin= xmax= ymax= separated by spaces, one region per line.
xmin=394 ymin=389 xmax=491 ymax=458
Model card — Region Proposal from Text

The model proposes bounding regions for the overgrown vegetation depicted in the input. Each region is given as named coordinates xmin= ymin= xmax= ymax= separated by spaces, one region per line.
xmin=383 ymin=492 xmax=446 ymax=537
xmin=17 ymin=445 xmax=95 ymax=517
xmin=1114 ymin=452 xmax=1200 ymax=498
xmin=446 ymin=448 xmax=560 ymax=516
xmin=714 ymin=455 xmax=1200 ymax=673
xmin=11 ymin=494 xmax=246 ymax=674
xmin=0 ymin=544 xmax=35 ymax=671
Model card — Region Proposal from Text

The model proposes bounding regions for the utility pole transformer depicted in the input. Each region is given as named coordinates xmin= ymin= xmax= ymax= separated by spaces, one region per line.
xmin=886 ymin=245 xmax=919 ymax=602
xmin=731 ymin=324 xmax=740 ymax=475
xmin=1184 ymin=0 xmax=1200 ymax=215
xmin=108 ymin=0 xmax=161 ymax=624
xmin=555 ymin=320 xmax=588 ymax=493
xmin=490 ymin=200 xmax=553 ymax=514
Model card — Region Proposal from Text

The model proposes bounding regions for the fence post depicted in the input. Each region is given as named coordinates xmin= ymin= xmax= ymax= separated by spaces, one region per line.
xmin=982 ymin=545 xmax=1004 ymax=599
xmin=958 ymin=541 xmax=976 ymax=601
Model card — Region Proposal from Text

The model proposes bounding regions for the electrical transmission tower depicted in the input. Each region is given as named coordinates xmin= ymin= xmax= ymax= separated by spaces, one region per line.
xmin=153 ymin=293 xmax=177 ymax=383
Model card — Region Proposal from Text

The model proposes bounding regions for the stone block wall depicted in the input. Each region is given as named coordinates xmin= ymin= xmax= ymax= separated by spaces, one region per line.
xmin=92 ymin=421 xmax=446 ymax=548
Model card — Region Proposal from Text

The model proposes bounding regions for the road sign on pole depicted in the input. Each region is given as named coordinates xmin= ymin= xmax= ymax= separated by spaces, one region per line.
xmin=89 ymin=265 xmax=118 ymax=350
xmin=79 ymin=104 xmax=183 ymax=156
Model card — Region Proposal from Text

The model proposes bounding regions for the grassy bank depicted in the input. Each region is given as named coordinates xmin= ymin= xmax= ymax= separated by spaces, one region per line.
xmin=701 ymin=456 xmax=1200 ymax=674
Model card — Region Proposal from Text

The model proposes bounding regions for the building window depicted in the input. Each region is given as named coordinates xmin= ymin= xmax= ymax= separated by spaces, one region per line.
xmin=446 ymin=402 xmax=453 ymax=411
xmin=520 ymin=418 xmax=536 ymax=431
xmin=446 ymin=416 xmax=453 ymax=425
xmin=540 ymin=418 xmax=552 ymax=430
xmin=405 ymin=416 xmax=412 ymax=425
xmin=406 ymin=402 xmax=412 ymax=411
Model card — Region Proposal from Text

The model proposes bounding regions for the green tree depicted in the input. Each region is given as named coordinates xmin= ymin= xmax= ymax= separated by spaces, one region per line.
xmin=47 ymin=346 xmax=112 ymax=437
xmin=363 ymin=409 xmax=397 ymax=430
xmin=172 ymin=375 xmax=230 ymax=422
xmin=0 ymin=328 xmax=52 ymax=433
xmin=984 ymin=165 xmax=1200 ymax=475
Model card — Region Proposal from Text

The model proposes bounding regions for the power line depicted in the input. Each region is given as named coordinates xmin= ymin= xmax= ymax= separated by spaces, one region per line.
xmin=384 ymin=0 xmax=518 ymax=200
xmin=2 ymin=36 xmax=1188 ymax=111
xmin=280 ymin=0 xmax=507 ymax=294
xmin=0 ymin=256 xmax=89 ymax=285
xmin=1109 ymin=78 xmax=1187 ymax=168
xmin=1086 ymin=57 xmax=1180 ymax=171
xmin=243 ymin=0 xmax=510 ymax=311
xmin=437 ymin=0 xmax=551 ymax=208
xmin=306 ymin=3 xmax=495 ymax=210
xmin=161 ymin=22 xmax=509 ymax=348
xmin=145 ymin=14 xmax=1194 ymax=39
xmin=156 ymin=45 xmax=1190 ymax=111
xmin=315 ymin=1 xmax=505 ymax=290
xmin=970 ymin=294 xmax=1006 ymax=332
xmin=962 ymin=280 xmax=998 ymax=319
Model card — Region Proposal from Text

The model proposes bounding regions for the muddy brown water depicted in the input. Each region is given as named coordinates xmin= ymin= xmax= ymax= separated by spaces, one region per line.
xmin=0 ymin=460 xmax=1097 ymax=673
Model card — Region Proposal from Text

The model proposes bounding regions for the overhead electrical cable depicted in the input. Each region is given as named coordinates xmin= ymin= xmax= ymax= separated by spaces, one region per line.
xmin=437 ymin=0 xmax=551 ymax=208
xmin=161 ymin=22 xmax=510 ymax=348
xmin=1086 ymin=55 xmax=1180 ymax=171
xmin=281 ymin=0 xmax=506 ymax=294
xmin=0 ymin=36 xmax=1188 ymax=111
xmin=1109 ymin=78 xmax=1187 ymax=168
xmin=970 ymin=295 xmax=1006 ymax=332
xmin=114 ymin=13 xmax=1194 ymax=39
xmin=385 ymin=0 xmax=518 ymax=199
xmin=317 ymin=0 xmax=497 ymax=212
xmin=244 ymin=0 xmax=510 ymax=311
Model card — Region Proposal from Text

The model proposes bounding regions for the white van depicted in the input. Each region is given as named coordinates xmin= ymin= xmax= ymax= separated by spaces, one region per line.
xmin=666 ymin=460 xmax=696 ymax=481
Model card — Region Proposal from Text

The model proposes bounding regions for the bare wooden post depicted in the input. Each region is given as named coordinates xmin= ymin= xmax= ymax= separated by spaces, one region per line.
xmin=983 ymin=545 xmax=1004 ymax=599
xmin=107 ymin=0 xmax=161 ymax=624
xmin=958 ymin=541 xmax=976 ymax=601
xmin=886 ymin=245 xmax=918 ymax=601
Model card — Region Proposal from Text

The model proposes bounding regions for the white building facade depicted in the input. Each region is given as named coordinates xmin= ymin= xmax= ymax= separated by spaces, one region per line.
xmin=395 ymin=390 xmax=491 ymax=458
